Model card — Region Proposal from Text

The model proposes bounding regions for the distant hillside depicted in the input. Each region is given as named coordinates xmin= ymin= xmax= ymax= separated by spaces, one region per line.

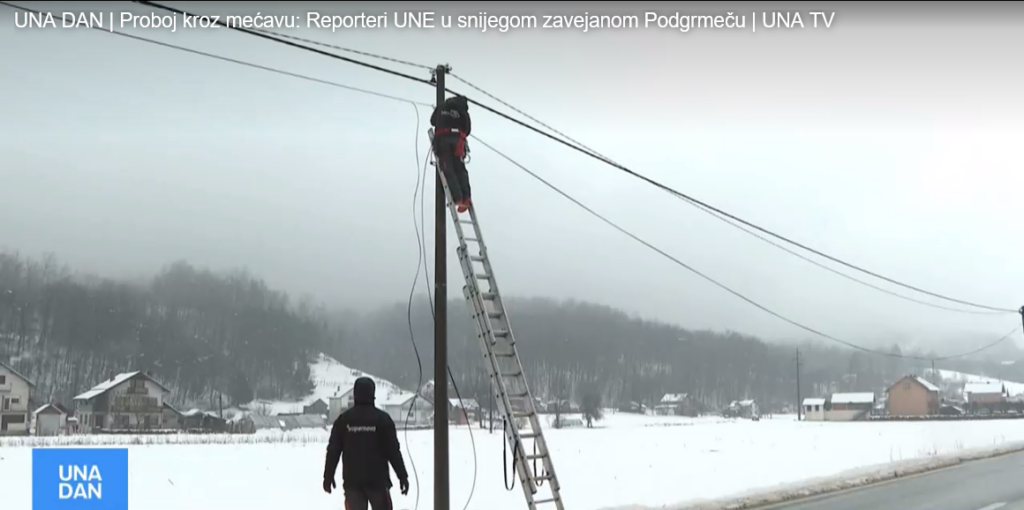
xmin=2 ymin=249 xmax=1017 ymax=414
xmin=0 ymin=252 xmax=327 ymax=409
xmin=248 ymin=353 xmax=410 ymax=415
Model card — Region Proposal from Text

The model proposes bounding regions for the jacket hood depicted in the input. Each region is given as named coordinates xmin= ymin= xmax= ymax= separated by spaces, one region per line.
xmin=353 ymin=377 xmax=376 ymax=405
xmin=446 ymin=95 xmax=468 ymax=109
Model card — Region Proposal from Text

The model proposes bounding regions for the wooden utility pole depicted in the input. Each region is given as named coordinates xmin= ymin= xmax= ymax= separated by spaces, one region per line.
xmin=432 ymin=63 xmax=451 ymax=510
xmin=795 ymin=348 xmax=802 ymax=421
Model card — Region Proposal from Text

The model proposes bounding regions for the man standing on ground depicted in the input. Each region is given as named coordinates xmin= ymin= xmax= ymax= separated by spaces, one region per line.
xmin=324 ymin=377 xmax=410 ymax=510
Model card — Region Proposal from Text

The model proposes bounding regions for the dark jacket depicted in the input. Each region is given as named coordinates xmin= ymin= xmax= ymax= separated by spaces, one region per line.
xmin=430 ymin=95 xmax=471 ymax=135
xmin=324 ymin=377 xmax=409 ymax=489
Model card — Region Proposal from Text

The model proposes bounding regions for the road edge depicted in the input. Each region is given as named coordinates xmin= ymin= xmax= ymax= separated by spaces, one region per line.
xmin=671 ymin=441 xmax=1024 ymax=510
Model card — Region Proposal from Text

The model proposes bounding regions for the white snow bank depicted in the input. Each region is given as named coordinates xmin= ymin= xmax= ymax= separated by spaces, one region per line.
xmin=3 ymin=414 xmax=1024 ymax=510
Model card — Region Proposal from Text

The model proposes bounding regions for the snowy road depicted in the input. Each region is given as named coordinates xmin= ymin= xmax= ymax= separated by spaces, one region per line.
xmin=766 ymin=450 xmax=1024 ymax=510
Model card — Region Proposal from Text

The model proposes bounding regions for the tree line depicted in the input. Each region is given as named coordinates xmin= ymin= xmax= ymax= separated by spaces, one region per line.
xmin=1 ymin=250 xmax=1018 ymax=412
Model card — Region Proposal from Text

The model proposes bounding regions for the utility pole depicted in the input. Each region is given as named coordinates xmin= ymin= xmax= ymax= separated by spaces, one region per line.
xmin=795 ymin=348 xmax=802 ymax=421
xmin=432 ymin=63 xmax=451 ymax=510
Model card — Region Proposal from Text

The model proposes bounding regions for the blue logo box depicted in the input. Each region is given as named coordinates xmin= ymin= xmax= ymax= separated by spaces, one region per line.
xmin=32 ymin=448 xmax=128 ymax=510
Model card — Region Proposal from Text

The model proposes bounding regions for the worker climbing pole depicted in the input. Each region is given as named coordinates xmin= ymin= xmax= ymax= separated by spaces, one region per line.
xmin=428 ymin=63 xmax=566 ymax=510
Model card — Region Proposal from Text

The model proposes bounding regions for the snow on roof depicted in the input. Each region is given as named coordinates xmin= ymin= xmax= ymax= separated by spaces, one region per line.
xmin=74 ymin=371 xmax=172 ymax=401
xmin=34 ymin=403 xmax=67 ymax=416
xmin=934 ymin=368 xmax=1024 ymax=397
xmin=802 ymin=398 xmax=826 ymax=406
xmin=964 ymin=382 xmax=1004 ymax=395
xmin=660 ymin=393 xmax=688 ymax=403
xmin=830 ymin=392 xmax=876 ymax=404
xmin=380 ymin=392 xmax=420 ymax=407
xmin=450 ymin=398 xmax=479 ymax=409
xmin=895 ymin=375 xmax=940 ymax=392
xmin=0 ymin=360 xmax=35 ymax=387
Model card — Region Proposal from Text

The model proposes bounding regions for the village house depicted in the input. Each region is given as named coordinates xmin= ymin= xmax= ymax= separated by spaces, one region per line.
xmin=73 ymin=371 xmax=172 ymax=432
xmin=964 ymin=382 xmax=1007 ymax=405
xmin=33 ymin=402 xmax=71 ymax=436
xmin=887 ymin=375 xmax=940 ymax=416
xmin=802 ymin=397 xmax=826 ymax=421
xmin=0 ymin=361 xmax=35 ymax=435
xmin=825 ymin=392 xmax=876 ymax=421
xmin=328 ymin=389 xmax=355 ymax=422
xmin=654 ymin=393 xmax=693 ymax=416
xmin=162 ymin=402 xmax=183 ymax=429
xmin=449 ymin=398 xmax=479 ymax=425
xmin=725 ymin=399 xmax=758 ymax=419
xmin=303 ymin=399 xmax=329 ymax=416
xmin=381 ymin=393 xmax=433 ymax=428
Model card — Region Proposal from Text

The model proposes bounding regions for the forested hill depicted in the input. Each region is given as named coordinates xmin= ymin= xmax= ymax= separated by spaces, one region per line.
xmin=1 ymin=251 xmax=1016 ymax=412
xmin=331 ymin=296 xmax=1022 ymax=412
xmin=0 ymin=252 xmax=326 ymax=408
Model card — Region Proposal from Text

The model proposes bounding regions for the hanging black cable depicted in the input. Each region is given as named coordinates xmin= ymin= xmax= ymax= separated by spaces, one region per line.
xmin=6 ymin=0 xmax=1015 ymax=366
xmin=133 ymin=0 xmax=1018 ymax=315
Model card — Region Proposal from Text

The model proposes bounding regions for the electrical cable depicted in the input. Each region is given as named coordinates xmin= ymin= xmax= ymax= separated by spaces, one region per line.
xmin=134 ymin=0 xmax=1018 ymax=315
xmin=403 ymin=103 xmax=426 ymax=510
xmin=417 ymin=147 xmax=479 ymax=510
xmin=10 ymin=1 xmax=1014 ymax=366
xmin=249 ymin=27 xmax=433 ymax=71
xmin=133 ymin=1 xmax=433 ymax=88
xmin=0 ymin=2 xmax=428 ymax=107
xmin=468 ymin=133 xmax=1024 ymax=362
xmin=445 ymin=73 xmax=1015 ymax=316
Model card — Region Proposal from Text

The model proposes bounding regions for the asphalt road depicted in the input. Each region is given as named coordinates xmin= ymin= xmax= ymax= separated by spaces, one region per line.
xmin=764 ymin=450 xmax=1024 ymax=510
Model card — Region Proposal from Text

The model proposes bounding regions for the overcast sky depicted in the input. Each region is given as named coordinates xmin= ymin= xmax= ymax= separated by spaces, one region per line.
xmin=2 ymin=1 xmax=1022 ymax=351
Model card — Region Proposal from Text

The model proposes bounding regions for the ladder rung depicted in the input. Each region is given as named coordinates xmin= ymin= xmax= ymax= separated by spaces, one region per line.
xmin=459 ymin=219 xmax=474 ymax=225
xmin=494 ymin=352 xmax=515 ymax=357
xmin=535 ymin=474 xmax=555 ymax=482
xmin=501 ymin=371 xmax=522 ymax=378
xmin=513 ymin=411 xmax=534 ymax=418
xmin=475 ymin=273 xmax=491 ymax=280
xmin=520 ymin=432 xmax=539 ymax=439
xmin=508 ymin=391 xmax=529 ymax=398
xmin=488 ymin=311 xmax=503 ymax=319
xmin=533 ymin=497 xmax=560 ymax=505
xmin=493 ymin=329 xmax=510 ymax=337
xmin=481 ymin=292 xmax=497 ymax=300
xmin=470 ymin=255 xmax=486 ymax=262
xmin=465 ymin=237 xmax=479 ymax=242
xmin=525 ymin=453 xmax=547 ymax=461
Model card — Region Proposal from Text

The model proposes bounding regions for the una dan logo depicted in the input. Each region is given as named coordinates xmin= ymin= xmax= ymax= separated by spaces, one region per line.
xmin=33 ymin=448 xmax=129 ymax=510
xmin=59 ymin=464 xmax=103 ymax=499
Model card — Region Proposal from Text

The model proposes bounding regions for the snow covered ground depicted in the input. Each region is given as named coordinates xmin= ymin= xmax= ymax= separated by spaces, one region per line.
xmin=5 ymin=412 xmax=1024 ymax=510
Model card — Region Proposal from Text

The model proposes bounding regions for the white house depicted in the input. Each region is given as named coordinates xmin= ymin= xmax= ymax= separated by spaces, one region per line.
xmin=328 ymin=389 xmax=355 ymax=423
xmin=0 ymin=361 xmax=35 ymax=435
xmin=827 ymin=392 xmax=876 ymax=421
xmin=33 ymin=403 xmax=70 ymax=436
xmin=73 ymin=371 xmax=172 ymax=432
xmin=381 ymin=393 xmax=433 ymax=428
xmin=654 ymin=393 xmax=690 ymax=416
xmin=802 ymin=397 xmax=826 ymax=421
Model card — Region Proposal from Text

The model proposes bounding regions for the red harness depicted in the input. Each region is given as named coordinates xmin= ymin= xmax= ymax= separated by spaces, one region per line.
xmin=435 ymin=128 xmax=467 ymax=158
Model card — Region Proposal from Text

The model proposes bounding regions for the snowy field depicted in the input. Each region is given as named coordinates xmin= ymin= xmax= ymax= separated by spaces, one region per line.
xmin=5 ymin=412 xmax=1024 ymax=510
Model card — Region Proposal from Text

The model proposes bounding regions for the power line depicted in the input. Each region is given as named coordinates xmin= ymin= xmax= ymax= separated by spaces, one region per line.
xmin=446 ymin=78 xmax=1009 ymax=317
xmin=0 ymin=1 xmax=431 ymax=108
xmin=134 ymin=0 xmax=1017 ymax=315
xmin=14 ymin=0 xmax=1016 ymax=361
xmin=249 ymin=27 xmax=433 ymax=71
xmin=468 ymin=134 xmax=1023 ymax=361
xmin=133 ymin=1 xmax=434 ymax=88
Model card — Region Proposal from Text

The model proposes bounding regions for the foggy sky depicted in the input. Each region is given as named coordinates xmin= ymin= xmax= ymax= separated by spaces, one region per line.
xmin=2 ymin=1 xmax=1022 ymax=351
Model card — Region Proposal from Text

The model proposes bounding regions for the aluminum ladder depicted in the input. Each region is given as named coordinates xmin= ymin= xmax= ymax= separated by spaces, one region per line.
xmin=428 ymin=128 xmax=565 ymax=510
